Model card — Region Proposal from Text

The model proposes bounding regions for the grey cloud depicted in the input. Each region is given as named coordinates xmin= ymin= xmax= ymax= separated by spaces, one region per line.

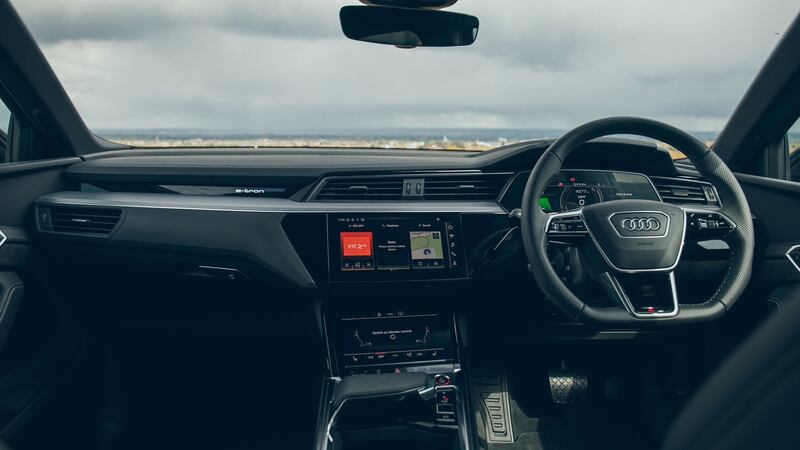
xmin=13 ymin=0 xmax=345 ymax=43
xmin=10 ymin=0 xmax=800 ymax=134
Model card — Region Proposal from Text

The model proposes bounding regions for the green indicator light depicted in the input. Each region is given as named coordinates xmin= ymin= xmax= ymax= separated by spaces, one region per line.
xmin=539 ymin=197 xmax=552 ymax=212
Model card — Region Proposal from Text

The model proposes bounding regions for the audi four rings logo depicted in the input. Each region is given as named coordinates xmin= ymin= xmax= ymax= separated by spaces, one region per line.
xmin=620 ymin=217 xmax=661 ymax=232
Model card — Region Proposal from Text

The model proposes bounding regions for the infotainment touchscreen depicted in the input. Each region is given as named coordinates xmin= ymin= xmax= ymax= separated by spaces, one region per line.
xmin=328 ymin=214 xmax=468 ymax=282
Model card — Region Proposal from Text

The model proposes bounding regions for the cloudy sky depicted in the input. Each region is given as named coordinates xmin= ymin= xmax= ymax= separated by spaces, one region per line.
xmin=11 ymin=0 xmax=800 ymax=134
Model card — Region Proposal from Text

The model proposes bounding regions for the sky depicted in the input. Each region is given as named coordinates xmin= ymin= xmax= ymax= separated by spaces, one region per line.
xmin=10 ymin=0 xmax=800 ymax=135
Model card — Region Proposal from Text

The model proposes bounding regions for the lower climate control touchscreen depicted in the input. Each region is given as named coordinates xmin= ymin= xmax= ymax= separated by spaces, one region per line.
xmin=331 ymin=311 xmax=456 ymax=375
xmin=328 ymin=214 xmax=467 ymax=282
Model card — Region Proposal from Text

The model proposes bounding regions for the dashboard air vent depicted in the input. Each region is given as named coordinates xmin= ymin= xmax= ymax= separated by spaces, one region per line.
xmin=312 ymin=173 xmax=512 ymax=202
xmin=651 ymin=177 xmax=720 ymax=206
xmin=48 ymin=206 xmax=123 ymax=236
xmin=314 ymin=177 xmax=404 ymax=201
xmin=422 ymin=173 xmax=511 ymax=201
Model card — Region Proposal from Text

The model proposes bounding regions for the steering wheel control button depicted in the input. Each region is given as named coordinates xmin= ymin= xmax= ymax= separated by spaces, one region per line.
xmin=686 ymin=211 xmax=733 ymax=238
xmin=547 ymin=214 xmax=587 ymax=236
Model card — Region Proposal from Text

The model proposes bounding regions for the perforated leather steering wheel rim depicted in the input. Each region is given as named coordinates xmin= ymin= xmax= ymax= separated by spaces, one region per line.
xmin=520 ymin=117 xmax=755 ymax=327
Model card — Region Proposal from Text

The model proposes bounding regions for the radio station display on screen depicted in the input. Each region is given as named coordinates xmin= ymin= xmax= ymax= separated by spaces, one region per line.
xmin=335 ymin=217 xmax=456 ymax=273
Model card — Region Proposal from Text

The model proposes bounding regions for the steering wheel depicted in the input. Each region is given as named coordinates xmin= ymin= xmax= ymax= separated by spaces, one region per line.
xmin=521 ymin=117 xmax=754 ymax=327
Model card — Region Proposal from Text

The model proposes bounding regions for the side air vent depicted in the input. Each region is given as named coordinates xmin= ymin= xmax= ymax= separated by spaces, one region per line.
xmin=314 ymin=177 xmax=404 ymax=201
xmin=422 ymin=173 xmax=511 ymax=201
xmin=651 ymin=177 xmax=720 ymax=206
xmin=44 ymin=206 xmax=123 ymax=236
xmin=312 ymin=173 xmax=512 ymax=202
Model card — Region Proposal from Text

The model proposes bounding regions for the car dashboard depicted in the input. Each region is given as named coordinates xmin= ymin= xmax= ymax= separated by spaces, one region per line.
xmin=31 ymin=138 xmax=729 ymax=331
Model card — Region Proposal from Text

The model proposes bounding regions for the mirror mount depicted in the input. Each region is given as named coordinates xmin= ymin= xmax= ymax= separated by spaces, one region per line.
xmin=358 ymin=0 xmax=458 ymax=9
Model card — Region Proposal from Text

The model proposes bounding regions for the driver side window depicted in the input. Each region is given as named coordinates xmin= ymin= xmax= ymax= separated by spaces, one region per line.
xmin=0 ymin=99 xmax=11 ymax=164
xmin=790 ymin=118 xmax=800 ymax=182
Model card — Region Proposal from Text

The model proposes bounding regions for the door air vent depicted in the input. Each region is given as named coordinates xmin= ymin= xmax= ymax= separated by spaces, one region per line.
xmin=651 ymin=177 xmax=720 ymax=206
xmin=44 ymin=206 xmax=123 ymax=236
xmin=311 ymin=173 xmax=512 ymax=202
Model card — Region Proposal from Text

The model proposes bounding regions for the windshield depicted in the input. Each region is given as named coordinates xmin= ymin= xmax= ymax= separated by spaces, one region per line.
xmin=12 ymin=0 xmax=800 ymax=152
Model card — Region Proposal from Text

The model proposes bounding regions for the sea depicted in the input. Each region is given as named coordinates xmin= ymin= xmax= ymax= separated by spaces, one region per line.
xmin=96 ymin=128 xmax=798 ymax=152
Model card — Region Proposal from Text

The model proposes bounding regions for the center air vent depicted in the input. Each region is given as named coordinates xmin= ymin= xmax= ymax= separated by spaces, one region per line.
xmin=312 ymin=173 xmax=512 ymax=202
xmin=651 ymin=177 xmax=720 ymax=206
xmin=422 ymin=173 xmax=511 ymax=201
xmin=313 ymin=177 xmax=404 ymax=201
xmin=41 ymin=206 xmax=123 ymax=236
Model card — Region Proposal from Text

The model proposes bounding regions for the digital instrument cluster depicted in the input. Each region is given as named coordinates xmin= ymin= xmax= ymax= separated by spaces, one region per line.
xmin=538 ymin=170 xmax=661 ymax=212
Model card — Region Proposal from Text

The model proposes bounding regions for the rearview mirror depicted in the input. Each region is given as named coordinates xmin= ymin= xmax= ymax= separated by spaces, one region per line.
xmin=340 ymin=6 xmax=479 ymax=48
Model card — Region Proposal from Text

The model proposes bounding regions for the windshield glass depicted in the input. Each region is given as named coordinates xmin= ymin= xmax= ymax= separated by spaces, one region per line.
xmin=12 ymin=0 xmax=799 ymax=153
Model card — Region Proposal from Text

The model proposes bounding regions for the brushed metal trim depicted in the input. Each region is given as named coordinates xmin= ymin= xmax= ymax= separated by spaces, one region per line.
xmin=601 ymin=272 xmax=680 ymax=319
xmin=36 ymin=192 xmax=507 ymax=215
xmin=786 ymin=244 xmax=800 ymax=274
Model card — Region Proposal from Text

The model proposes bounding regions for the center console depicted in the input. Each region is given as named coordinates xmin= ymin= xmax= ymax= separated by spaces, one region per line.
xmin=315 ymin=213 xmax=476 ymax=450
xmin=317 ymin=302 xmax=472 ymax=450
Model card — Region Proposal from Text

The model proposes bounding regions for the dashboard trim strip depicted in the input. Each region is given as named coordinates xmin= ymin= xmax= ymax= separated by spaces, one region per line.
xmin=35 ymin=192 xmax=508 ymax=215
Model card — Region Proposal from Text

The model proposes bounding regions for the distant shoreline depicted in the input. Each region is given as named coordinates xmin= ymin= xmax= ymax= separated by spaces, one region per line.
xmin=97 ymin=130 xmax=799 ymax=158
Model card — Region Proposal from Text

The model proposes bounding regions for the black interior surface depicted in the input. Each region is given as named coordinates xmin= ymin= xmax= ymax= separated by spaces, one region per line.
xmin=0 ymin=139 xmax=783 ymax=450
xmin=0 ymin=2 xmax=799 ymax=450
xmin=10 ymin=274 xmax=324 ymax=450
xmin=0 ymin=135 xmax=792 ymax=450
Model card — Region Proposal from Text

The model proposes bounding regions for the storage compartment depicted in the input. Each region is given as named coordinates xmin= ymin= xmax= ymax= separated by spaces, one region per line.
xmin=337 ymin=426 xmax=459 ymax=450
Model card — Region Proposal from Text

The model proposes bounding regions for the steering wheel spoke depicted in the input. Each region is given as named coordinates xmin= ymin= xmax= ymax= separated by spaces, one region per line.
xmin=598 ymin=271 xmax=679 ymax=319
